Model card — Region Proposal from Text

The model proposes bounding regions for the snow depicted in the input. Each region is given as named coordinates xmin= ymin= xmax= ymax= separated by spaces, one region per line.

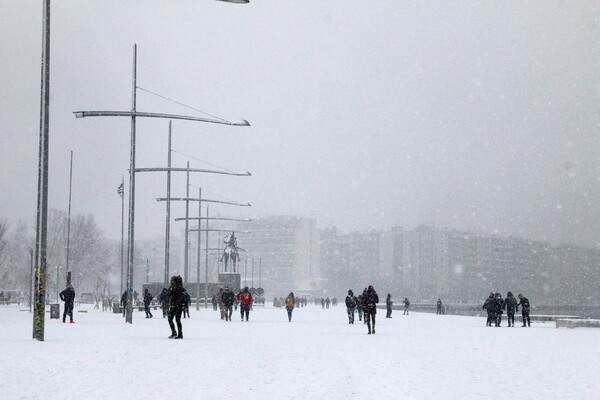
xmin=1 ymin=304 xmax=599 ymax=399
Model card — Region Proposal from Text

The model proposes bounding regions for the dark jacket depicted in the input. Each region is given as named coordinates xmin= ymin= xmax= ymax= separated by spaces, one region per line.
xmin=60 ymin=286 xmax=75 ymax=303
xmin=386 ymin=296 xmax=393 ymax=309
xmin=168 ymin=286 xmax=187 ymax=311
xmin=483 ymin=295 xmax=494 ymax=314
xmin=222 ymin=289 xmax=235 ymax=307
xmin=494 ymin=294 xmax=504 ymax=314
xmin=345 ymin=295 xmax=356 ymax=308
xmin=505 ymin=295 xmax=517 ymax=313
xmin=143 ymin=290 xmax=153 ymax=305
xmin=363 ymin=289 xmax=379 ymax=313
xmin=356 ymin=294 xmax=364 ymax=309
xmin=121 ymin=291 xmax=128 ymax=306
xmin=158 ymin=289 xmax=169 ymax=305
xmin=517 ymin=297 xmax=530 ymax=311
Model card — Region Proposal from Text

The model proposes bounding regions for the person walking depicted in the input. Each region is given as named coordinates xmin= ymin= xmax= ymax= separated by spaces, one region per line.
xmin=504 ymin=292 xmax=517 ymax=327
xmin=403 ymin=297 xmax=410 ymax=315
xmin=143 ymin=288 xmax=153 ymax=318
xmin=285 ymin=292 xmax=295 ymax=322
xmin=237 ymin=287 xmax=253 ymax=321
xmin=59 ymin=284 xmax=76 ymax=324
xmin=517 ymin=294 xmax=531 ymax=327
xmin=345 ymin=290 xmax=356 ymax=324
xmin=436 ymin=299 xmax=443 ymax=315
xmin=385 ymin=294 xmax=393 ymax=318
xmin=158 ymin=288 xmax=169 ymax=318
xmin=167 ymin=275 xmax=186 ymax=339
xmin=120 ymin=290 xmax=128 ymax=318
xmin=325 ymin=297 xmax=331 ymax=309
xmin=217 ymin=288 xmax=225 ymax=320
xmin=357 ymin=289 xmax=365 ymax=323
xmin=211 ymin=294 xmax=218 ymax=311
xmin=222 ymin=286 xmax=235 ymax=321
xmin=363 ymin=285 xmax=379 ymax=334
xmin=483 ymin=292 xmax=495 ymax=327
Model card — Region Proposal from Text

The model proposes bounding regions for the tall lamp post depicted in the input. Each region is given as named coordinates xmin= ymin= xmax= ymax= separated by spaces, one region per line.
xmin=74 ymin=46 xmax=250 ymax=324
xmin=33 ymin=0 xmax=50 ymax=341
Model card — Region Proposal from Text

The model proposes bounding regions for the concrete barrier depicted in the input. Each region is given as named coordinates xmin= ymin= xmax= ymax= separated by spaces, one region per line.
xmin=556 ymin=319 xmax=600 ymax=329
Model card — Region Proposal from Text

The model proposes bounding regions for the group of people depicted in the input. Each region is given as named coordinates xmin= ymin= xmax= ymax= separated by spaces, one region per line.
xmin=483 ymin=292 xmax=531 ymax=327
xmin=213 ymin=286 xmax=254 ymax=322
xmin=345 ymin=286 xmax=380 ymax=334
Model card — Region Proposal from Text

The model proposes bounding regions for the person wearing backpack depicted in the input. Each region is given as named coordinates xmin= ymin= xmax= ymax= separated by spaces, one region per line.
xmin=285 ymin=292 xmax=295 ymax=322
xmin=517 ymin=294 xmax=531 ymax=327
xmin=363 ymin=285 xmax=379 ymax=334
xmin=357 ymin=289 xmax=366 ymax=323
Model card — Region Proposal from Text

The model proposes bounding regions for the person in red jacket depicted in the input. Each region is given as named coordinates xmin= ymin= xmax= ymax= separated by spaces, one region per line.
xmin=236 ymin=287 xmax=253 ymax=322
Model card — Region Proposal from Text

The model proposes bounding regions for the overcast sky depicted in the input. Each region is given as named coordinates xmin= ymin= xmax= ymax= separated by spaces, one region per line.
xmin=1 ymin=1 xmax=600 ymax=247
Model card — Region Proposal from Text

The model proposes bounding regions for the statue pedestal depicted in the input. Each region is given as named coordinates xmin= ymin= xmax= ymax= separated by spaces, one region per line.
xmin=218 ymin=273 xmax=241 ymax=292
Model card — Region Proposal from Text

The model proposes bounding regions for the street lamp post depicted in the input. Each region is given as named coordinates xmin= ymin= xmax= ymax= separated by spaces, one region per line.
xmin=33 ymin=0 xmax=50 ymax=341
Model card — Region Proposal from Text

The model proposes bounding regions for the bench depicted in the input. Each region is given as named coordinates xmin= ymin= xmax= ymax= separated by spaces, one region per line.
xmin=0 ymin=298 xmax=23 ymax=305
xmin=555 ymin=319 xmax=600 ymax=329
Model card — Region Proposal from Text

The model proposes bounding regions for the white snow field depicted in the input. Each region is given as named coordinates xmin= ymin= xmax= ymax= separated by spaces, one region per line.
xmin=1 ymin=304 xmax=599 ymax=400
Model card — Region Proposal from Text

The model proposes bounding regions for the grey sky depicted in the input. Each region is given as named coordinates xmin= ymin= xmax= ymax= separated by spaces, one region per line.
xmin=1 ymin=1 xmax=599 ymax=247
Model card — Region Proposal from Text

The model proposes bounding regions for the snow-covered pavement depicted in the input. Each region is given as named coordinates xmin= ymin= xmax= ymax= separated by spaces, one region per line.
xmin=1 ymin=304 xmax=598 ymax=399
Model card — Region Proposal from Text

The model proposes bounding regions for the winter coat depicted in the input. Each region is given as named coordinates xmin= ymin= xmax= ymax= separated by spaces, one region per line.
xmin=168 ymin=286 xmax=187 ymax=311
xmin=143 ymin=291 xmax=153 ymax=305
xmin=517 ymin=297 xmax=530 ymax=312
xmin=483 ymin=296 xmax=494 ymax=314
xmin=121 ymin=292 xmax=128 ymax=307
xmin=356 ymin=294 xmax=364 ymax=310
xmin=222 ymin=290 xmax=235 ymax=307
xmin=386 ymin=296 xmax=393 ymax=309
xmin=158 ymin=289 xmax=169 ymax=305
xmin=237 ymin=290 xmax=253 ymax=306
xmin=345 ymin=295 xmax=357 ymax=309
xmin=403 ymin=299 xmax=410 ymax=308
xmin=363 ymin=290 xmax=379 ymax=313
xmin=505 ymin=295 xmax=517 ymax=313
xmin=285 ymin=296 xmax=295 ymax=310
xmin=60 ymin=287 xmax=75 ymax=303
xmin=494 ymin=295 xmax=504 ymax=314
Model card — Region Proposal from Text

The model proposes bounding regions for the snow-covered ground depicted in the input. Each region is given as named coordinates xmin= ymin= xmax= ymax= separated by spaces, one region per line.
xmin=1 ymin=303 xmax=598 ymax=399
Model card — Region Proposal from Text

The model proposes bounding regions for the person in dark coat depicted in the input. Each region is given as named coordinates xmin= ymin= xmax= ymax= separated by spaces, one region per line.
xmin=482 ymin=293 xmax=494 ymax=326
xmin=237 ymin=287 xmax=253 ymax=321
xmin=345 ymin=290 xmax=356 ymax=324
xmin=494 ymin=293 xmax=504 ymax=327
xmin=222 ymin=286 xmax=235 ymax=321
xmin=436 ymin=299 xmax=443 ymax=315
xmin=59 ymin=284 xmax=76 ymax=323
xmin=143 ymin=288 xmax=153 ymax=318
xmin=121 ymin=290 xmax=128 ymax=317
xmin=357 ymin=290 xmax=365 ymax=322
xmin=321 ymin=298 xmax=325 ymax=309
xmin=386 ymin=294 xmax=393 ymax=318
xmin=504 ymin=292 xmax=517 ymax=327
xmin=517 ymin=294 xmax=531 ymax=327
xmin=182 ymin=290 xmax=191 ymax=319
xmin=158 ymin=288 xmax=169 ymax=318
xmin=403 ymin=297 xmax=410 ymax=315
xmin=167 ymin=275 xmax=186 ymax=339
xmin=363 ymin=285 xmax=379 ymax=334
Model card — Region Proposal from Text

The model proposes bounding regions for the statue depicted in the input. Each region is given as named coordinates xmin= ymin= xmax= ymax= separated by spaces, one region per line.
xmin=220 ymin=231 xmax=241 ymax=272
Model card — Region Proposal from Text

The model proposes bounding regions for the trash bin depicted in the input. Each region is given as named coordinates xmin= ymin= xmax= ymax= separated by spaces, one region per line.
xmin=113 ymin=302 xmax=121 ymax=314
xmin=50 ymin=303 xmax=60 ymax=319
